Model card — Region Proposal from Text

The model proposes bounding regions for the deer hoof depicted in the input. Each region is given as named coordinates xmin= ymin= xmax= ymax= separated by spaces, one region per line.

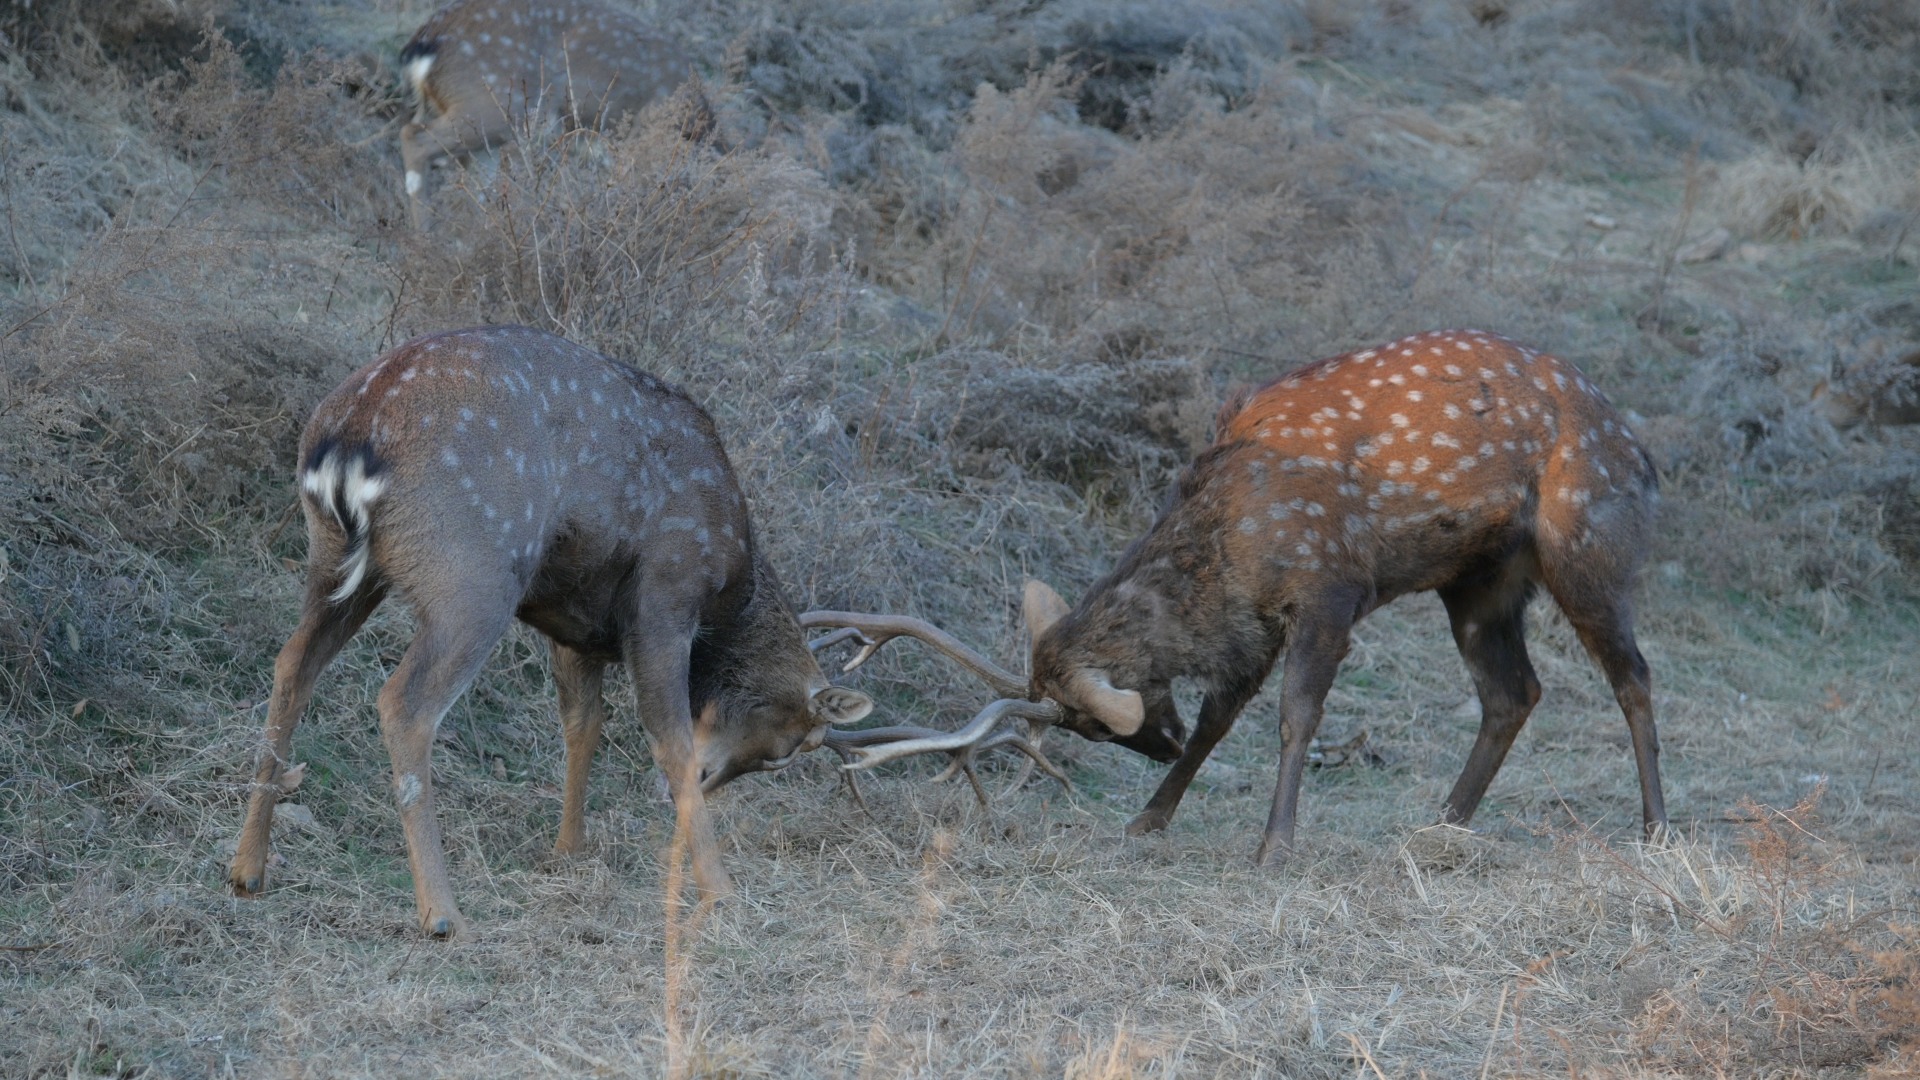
xmin=1252 ymin=837 xmax=1295 ymax=867
xmin=229 ymin=857 xmax=267 ymax=897
xmin=420 ymin=909 xmax=469 ymax=939
xmin=694 ymin=870 xmax=736 ymax=905
xmin=1124 ymin=810 xmax=1171 ymax=836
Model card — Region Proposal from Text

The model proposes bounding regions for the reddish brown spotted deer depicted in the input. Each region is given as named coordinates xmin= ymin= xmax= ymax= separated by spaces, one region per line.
xmin=399 ymin=0 xmax=699 ymax=225
xmin=809 ymin=330 xmax=1668 ymax=863
xmin=229 ymin=326 xmax=872 ymax=937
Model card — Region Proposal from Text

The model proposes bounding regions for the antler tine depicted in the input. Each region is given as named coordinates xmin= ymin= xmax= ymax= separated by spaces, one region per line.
xmin=806 ymin=626 xmax=865 ymax=655
xmin=925 ymin=722 xmax=1073 ymax=802
xmin=818 ymin=700 xmax=1070 ymax=804
xmin=840 ymin=697 xmax=1062 ymax=771
xmin=975 ymin=723 xmax=1074 ymax=791
xmin=799 ymin=611 xmax=1028 ymax=698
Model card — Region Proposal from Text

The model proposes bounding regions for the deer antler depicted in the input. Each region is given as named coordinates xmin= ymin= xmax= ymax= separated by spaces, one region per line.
xmin=801 ymin=611 xmax=1028 ymax=698
xmin=802 ymin=611 xmax=1069 ymax=804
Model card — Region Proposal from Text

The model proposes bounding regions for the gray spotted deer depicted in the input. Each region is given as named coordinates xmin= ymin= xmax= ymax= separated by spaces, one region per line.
xmin=229 ymin=326 xmax=872 ymax=937
xmin=399 ymin=0 xmax=699 ymax=225
xmin=810 ymin=330 xmax=1669 ymax=862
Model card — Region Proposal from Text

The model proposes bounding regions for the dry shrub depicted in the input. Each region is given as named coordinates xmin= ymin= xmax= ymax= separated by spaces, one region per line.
xmin=1880 ymin=479 xmax=1920 ymax=576
xmin=888 ymin=63 xmax=1374 ymax=362
xmin=1866 ymin=926 xmax=1920 ymax=1078
xmin=1599 ymin=0 xmax=1920 ymax=108
xmin=1625 ymin=315 xmax=1920 ymax=606
xmin=926 ymin=349 xmax=1209 ymax=493
xmin=153 ymin=28 xmax=399 ymax=230
xmin=1718 ymin=147 xmax=1866 ymax=240
xmin=975 ymin=1 xmax=1288 ymax=135
xmin=394 ymin=101 xmax=837 ymax=366
xmin=0 ymin=0 xmax=217 ymax=77
xmin=0 ymin=21 xmax=190 ymax=289
xmin=724 ymin=4 xmax=900 ymax=124
xmin=1 ymin=20 xmax=398 ymax=555
xmin=723 ymin=0 xmax=1288 ymax=145
xmin=0 ymin=28 xmax=380 ymax=770
xmin=2 ymin=218 xmax=355 ymax=557
xmin=1817 ymin=340 xmax=1920 ymax=432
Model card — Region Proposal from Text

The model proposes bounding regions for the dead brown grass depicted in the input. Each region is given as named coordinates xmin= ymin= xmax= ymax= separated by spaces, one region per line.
xmin=4 ymin=0 xmax=1920 ymax=1077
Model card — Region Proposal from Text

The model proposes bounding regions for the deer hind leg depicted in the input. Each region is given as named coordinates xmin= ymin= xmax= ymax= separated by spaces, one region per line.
xmin=1128 ymin=666 xmax=1274 ymax=837
xmin=400 ymin=105 xmax=512 ymax=227
xmin=1436 ymin=573 xmax=1543 ymax=827
xmin=231 ymin=578 xmax=384 ymax=897
xmin=1540 ymin=539 xmax=1668 ymax=838
xmin=375 ymin=588 xmax=517 ymax=938
xmin=550 ymin=641 xmax=609 ymax=856
xmin=1257 ymin=588 xmax=1363 ymax=865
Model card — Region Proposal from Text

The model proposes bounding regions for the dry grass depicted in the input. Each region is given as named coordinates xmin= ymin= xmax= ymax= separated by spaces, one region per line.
xmin=5 ymin=0 xmax=1920 ymax=1076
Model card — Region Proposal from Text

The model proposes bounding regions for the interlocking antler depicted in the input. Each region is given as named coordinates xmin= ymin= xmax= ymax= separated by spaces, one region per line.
xmin=802 ymin=611 xmax=1028 ymax=697
xmin=802 ymin=611 xmax=1069 ymax=804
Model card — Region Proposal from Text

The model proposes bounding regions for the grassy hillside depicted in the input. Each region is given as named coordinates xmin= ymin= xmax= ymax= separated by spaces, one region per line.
xmin=3 ymin=0 xmax=1919 ymax=1075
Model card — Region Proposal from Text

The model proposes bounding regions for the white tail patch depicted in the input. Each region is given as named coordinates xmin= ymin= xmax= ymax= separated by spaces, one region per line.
xmin=404 ymin=53 xmax=435 ymax=93
xmin=303 ymin=447 xmax=388 ymax=604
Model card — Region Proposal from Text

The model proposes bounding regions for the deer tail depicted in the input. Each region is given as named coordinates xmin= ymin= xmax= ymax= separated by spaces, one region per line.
xmin=300 ymin=440 xmax=387 ymax=604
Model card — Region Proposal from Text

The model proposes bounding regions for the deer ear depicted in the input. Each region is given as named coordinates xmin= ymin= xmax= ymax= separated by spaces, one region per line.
xmin=1066 ymin=668 xmax=1145 ymax=737
xmin=1023 ymin=578 xmax=1071 ymax=641
xmin=810 ymin=685 xmax=873 ymax=725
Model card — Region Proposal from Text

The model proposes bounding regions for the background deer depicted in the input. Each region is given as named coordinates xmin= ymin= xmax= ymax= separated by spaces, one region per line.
xmin=398 ymin=0 xmax=699 ymax=225
xmin=228 ymin=326 xmax=872 ymax=937
xmin=812 ymin=330 xmax=1669 ymax=863
xmin=1812 ymin=347 xmax=1920 ymax=430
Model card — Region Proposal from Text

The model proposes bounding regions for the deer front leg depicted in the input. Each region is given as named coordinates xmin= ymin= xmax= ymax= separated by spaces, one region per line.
xmin=550 ymin=641 xmax=609 ymax=855
xmin=1256 ymin=599 xmax=1357 ymax=865
xmin=625 ymin=627 xmax=733 ymax=902
xmin=1127 ymin=675 xmax=1268 ymax=836
xmin=399 ymin=104 xmax=511 ymax=228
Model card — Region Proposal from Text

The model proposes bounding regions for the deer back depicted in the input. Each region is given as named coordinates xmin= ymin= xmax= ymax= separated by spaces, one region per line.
xmin=302 ymin=326 xmax=753 ymax=639
xmin=1211 ymin=329 xmax=1656 ymax=593
xmin=402 ymin=0 xmax=694 ymax=139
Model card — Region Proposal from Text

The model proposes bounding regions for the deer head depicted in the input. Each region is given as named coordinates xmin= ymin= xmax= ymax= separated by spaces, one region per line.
xmin=1020 ymin=579 xmax=1186 ymax=763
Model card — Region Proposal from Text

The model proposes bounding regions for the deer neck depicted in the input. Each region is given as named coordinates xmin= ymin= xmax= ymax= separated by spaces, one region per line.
xmin=1056 ymin=460 xmax=1283 ymax=693
xmin=688 ymin=546 xmax=809 ymax=714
